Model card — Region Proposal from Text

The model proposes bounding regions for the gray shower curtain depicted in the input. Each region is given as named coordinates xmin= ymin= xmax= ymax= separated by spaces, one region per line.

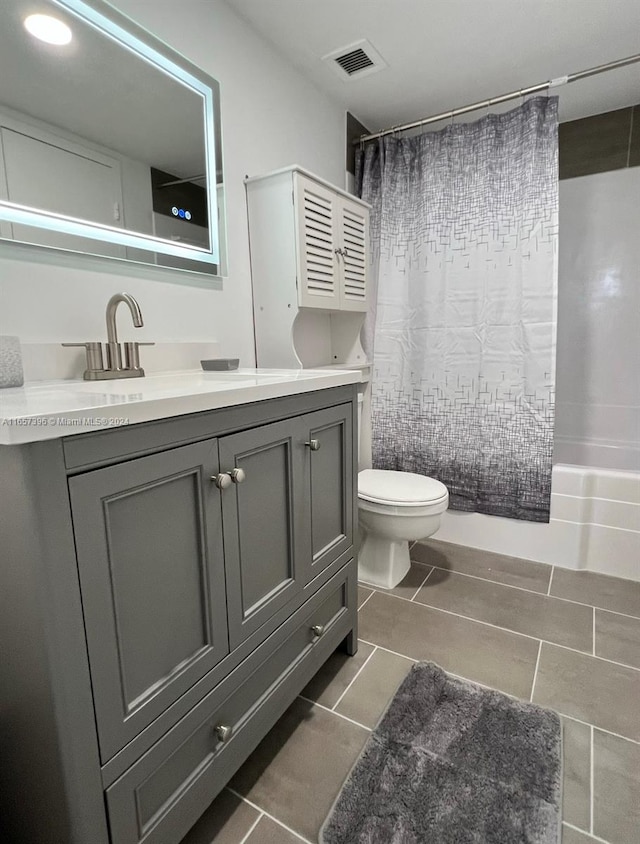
xmin=357 ymin=97 xmax=558 ymax=522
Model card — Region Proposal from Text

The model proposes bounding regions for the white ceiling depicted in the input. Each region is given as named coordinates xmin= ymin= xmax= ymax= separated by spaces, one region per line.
xmin=225 ymin=0 xmax=640 ymax=132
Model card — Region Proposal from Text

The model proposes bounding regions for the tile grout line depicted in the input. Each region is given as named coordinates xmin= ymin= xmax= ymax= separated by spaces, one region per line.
xmin=297 ymin=694 xmax=372 ymax=732
xmin=590 ymin=724 xmax=595 ymax=835
xmin=238 ymin=812 xmax=264 ymax=844
xmin=410 ymin=563 xmax=640 ymax=620
xmin=562 ymin=821 xmax=609 ymax=844
xmin=592 ymin=606 xmax=596 ymax=656
xmin=529 ymin=640 xmax=543 ymax=702
xmin=563 ymin=715 xmax=640 ymax=748
xmin=357 ymin=589 xmax=376 ymax=611
xmin=358 ymin=638 xmax=418 ymax=665
xmin=358 ymin=638 xmax=521 ymax=699
xmin=226 ymin=788 xmax=315 ymax=844
xmin=367 ymin=587 xmax=640 ymax=673
xmin=547 ymin=565 xmax=555 ymax=596
xmin=410 ymin=566 xmax=435 ymax=601
xmin=357 ymin=638 xmax=640 ymax=747
xmin=331 ymin=646 xmax=378 ymax=711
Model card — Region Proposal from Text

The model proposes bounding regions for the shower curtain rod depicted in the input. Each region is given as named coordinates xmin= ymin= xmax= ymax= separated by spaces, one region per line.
xmin=354 ymin=53 xmax=640 ymax=144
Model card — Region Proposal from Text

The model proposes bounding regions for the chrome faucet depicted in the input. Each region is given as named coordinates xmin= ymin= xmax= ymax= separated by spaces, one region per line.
xmin=62 ymin=292 xmax=154 ymax=380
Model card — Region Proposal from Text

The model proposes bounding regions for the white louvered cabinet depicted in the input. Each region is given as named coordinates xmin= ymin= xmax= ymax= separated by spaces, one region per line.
xmin=295 ymin=173 xmax=368 ymax=311
xmin=246 ymin=166 xmax=370 ymax=368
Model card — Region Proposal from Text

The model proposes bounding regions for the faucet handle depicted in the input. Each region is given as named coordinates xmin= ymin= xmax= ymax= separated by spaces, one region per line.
xmin=123 ymin=341 xmax=155 ymax=372
xmin=62 ymin=342 xmax=105 ymax=377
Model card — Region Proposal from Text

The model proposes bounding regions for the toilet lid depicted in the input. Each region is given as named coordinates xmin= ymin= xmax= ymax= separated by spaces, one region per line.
xmin=358 ymin=469 xmax=448 ymax=506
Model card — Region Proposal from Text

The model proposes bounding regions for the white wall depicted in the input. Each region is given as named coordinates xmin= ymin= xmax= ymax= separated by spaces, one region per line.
xmin=0 ymin=0 xmax=346 ymax=365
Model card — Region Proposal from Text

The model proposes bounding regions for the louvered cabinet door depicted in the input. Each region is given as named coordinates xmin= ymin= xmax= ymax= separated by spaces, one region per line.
xmin=296 ymin=174 xmax=341 ymax=309
xmin=338 ymin=196 xmax=369 ymax=311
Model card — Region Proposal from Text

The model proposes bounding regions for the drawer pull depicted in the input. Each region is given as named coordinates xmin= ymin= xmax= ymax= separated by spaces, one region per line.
xmin=214 ymin=724 xmax=233 ymax=743
xmin=229 ymin=467 xmax=246 ymax=484
xmin=212 ymin=473 xmax=232 ymax=489
xmin=310 ymin=624 xmax=325 ymax=638
xmin=305 ymin=439 xmax=321 ymax=451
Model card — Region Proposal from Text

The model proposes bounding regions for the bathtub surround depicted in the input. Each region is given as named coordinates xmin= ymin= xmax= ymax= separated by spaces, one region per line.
xmin=431 ymin=464 xmax=640 ymax=581
xmin=321 ymin=661 xmax=562 ymax=844
xmin=359 ymin=98 xmax=558 ymax=522
xmin=431 ymin=165 xmax=640 ymax=580
xmin=555 ymin=167 xmax=640 ymax=473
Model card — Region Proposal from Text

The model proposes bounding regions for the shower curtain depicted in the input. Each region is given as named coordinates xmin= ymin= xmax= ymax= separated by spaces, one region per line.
xmin=357 ymin=97 xmax=558 ymax=522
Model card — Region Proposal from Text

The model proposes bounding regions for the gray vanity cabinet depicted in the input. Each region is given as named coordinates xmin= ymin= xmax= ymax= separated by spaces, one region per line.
xmin=69 ymin=440 xmax=230 ymax=761
xmin=0 ymin=384 xmax=358 ymax=844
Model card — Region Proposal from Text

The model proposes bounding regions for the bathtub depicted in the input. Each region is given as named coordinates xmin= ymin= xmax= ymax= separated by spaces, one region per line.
xmin=431 ymin=443 xmax=640 ymax=582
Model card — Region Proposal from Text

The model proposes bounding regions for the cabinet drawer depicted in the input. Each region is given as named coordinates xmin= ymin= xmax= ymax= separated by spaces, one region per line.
xmin=105 ymin=566 xmax=355 ymax=844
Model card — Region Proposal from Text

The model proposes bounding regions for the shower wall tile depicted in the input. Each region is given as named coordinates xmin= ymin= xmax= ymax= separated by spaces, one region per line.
xmin=556 ymin=167 xmax=640 ymax=462
xmin=629 ymin=105 xmax=640 ymax=167
xmin=559 ymin=107 xmax=633 ymax=179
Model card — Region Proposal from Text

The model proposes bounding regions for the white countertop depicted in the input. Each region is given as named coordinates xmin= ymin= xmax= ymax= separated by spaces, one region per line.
xmin=0 ymin=368 xmax=362 ymax=445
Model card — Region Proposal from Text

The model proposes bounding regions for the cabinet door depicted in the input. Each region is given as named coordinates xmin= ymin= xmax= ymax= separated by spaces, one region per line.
xmin=219 ymin=418 xmax=305 ymax=648
xmin=69 ymin=441 xmax=229 ymax=761
xmin=295 ymin=173 xmax=341 ymax=309
xmin=300 ymin=404 xmax=354 ymax=583
xmin=338 ymin=196 xmax=369 ymax=312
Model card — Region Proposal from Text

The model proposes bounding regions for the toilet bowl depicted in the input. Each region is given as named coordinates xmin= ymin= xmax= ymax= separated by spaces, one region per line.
xmin=358 ymin=469 xmax=449 ymax=590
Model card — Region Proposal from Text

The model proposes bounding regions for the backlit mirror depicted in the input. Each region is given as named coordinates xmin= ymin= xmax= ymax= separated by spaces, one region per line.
xmin=0 ymin=0 xmax=227 ymax=276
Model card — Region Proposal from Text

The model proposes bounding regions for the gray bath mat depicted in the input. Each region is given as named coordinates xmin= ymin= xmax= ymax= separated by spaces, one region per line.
xmin=320 ymin=662 xmax=562 ymax=844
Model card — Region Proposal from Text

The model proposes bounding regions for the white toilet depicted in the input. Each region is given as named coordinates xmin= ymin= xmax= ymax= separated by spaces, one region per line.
xmin=358 ymin=469 xmax=449 ymax=589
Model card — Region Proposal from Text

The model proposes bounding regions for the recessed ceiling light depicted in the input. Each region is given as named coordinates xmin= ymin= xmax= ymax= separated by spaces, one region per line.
xmin=24 ymin=13 xmax=72 ymax=46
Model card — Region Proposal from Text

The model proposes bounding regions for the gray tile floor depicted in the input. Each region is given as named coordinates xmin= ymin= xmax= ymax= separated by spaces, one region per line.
xmin=182 ymin=540 xmax=640 ymax=844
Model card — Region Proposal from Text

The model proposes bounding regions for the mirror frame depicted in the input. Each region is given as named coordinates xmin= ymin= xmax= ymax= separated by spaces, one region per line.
xmin=0 ymin=0 xmax=223 ymax=270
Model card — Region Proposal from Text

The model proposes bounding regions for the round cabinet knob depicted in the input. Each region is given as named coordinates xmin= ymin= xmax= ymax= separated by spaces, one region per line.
xmin=305 ymin=439 xmax=321 ymax=451
xmin=214 ymin=724 xmax=233 ymax=743
xmin=310 ymin=624 xmax=325 ymax=638
xmin=230 ymin=467 xmax=245 ymax=484
xmin=212 ymin=473 xmax=232 ymax=489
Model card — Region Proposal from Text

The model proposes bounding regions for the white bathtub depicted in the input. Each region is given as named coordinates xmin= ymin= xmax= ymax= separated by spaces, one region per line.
xmin=431 ymin=456 xmax=640 ymax=582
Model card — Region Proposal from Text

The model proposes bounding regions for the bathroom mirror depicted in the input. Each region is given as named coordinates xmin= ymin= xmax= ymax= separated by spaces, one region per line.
xmin=0 ymin=0 xmax=227 ymax=276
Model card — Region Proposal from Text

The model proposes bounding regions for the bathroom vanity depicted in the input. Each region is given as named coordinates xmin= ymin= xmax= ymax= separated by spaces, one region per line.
xmin=0 ymin=369 xmax=360 ymax=844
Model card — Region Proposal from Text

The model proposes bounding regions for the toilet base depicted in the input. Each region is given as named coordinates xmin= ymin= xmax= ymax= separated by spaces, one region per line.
xmin=358 ymin=530 xmax=411 ymax=590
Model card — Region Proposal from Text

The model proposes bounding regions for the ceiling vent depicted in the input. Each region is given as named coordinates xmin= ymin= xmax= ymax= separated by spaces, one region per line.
xmin=322 ymin=40 xmax=387 ymax=81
